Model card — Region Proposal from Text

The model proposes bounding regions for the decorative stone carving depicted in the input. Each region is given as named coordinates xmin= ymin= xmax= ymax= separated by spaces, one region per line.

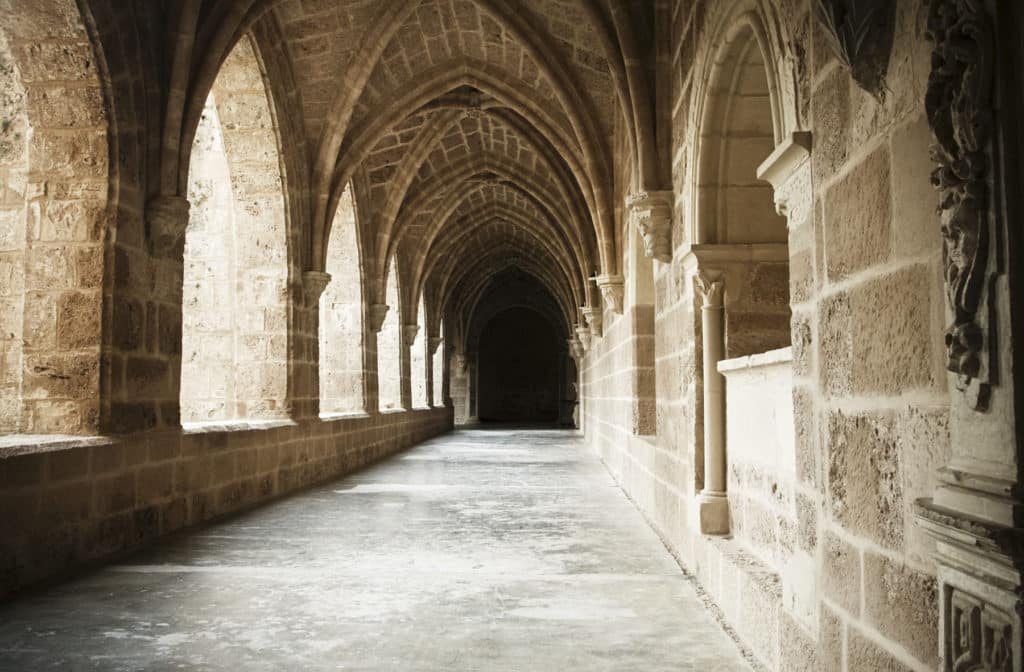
xmin=301 ymin=271 xmax=331 ymax=307
xmin=146 ymin=194 xmax=190 ymax=258
xmin=453 ymin=353 xmax=467 ymax=374
xmin=368 ymin=303 xmax=389 ymax=333
xmin=924 ymin=0 xmax=995 ymax=411
xmin=915 ymin=502 xmax=1022 ymax=672
xmin=595 ymin=274 xmax=624 ymax=314
xmin=694 ymin=269 xmax=725 ymax=309
xmin=402 ymin=324 xmax=420 ymax=347
xmin=428 ymin=336 xmax=442 ymax=355
xmin=814 ymin=0 xmax=897 ymax=98
xmin=626 ymin=191 xmax=673 ymax=262
xmin=582 ymin=306 xmax=602 ymax=338
xmin=575 ymin=325 xmax=591 ymax=352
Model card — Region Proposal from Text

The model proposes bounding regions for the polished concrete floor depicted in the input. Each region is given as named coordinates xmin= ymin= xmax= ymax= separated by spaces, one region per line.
xmin=0 ymin=427 xmax=751 ymax=671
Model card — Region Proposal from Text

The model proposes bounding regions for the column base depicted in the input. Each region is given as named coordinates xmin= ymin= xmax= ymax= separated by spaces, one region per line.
xmin=698 ymin=491 xmax=730 ymax=536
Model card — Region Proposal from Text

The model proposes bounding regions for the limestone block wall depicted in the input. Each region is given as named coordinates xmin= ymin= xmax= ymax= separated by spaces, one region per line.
xmin=0 ymin=407 xmax=451 ymax=598
xmin=580 ymin=1 xmax=952 ymax=670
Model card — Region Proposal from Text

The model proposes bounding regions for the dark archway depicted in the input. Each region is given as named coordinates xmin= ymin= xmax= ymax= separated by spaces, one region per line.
xmin=478 ymin=308 xmax=560 ymax=423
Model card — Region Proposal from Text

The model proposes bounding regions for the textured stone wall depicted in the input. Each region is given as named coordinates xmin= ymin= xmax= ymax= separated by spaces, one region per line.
xmin=579 ymin=1 xmax=951 ymax=670
xmin=320 ymin=185 xmax=365 ymax=415
xmin=378 ymin=261 xmax=402 ymax=411
xmin=0 ymin=407 xmax=451 ymax=598
xmin=0 ymin=0 xmax=108 ymax=435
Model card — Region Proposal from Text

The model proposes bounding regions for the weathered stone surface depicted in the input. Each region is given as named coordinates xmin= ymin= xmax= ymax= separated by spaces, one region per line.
xmin=863 ymin=552 xmax=938 ymax=667
xmin=822 ymin=528 xmax=861 ymax=616
xmin=827 ymin=410 xmax=903 ymax=549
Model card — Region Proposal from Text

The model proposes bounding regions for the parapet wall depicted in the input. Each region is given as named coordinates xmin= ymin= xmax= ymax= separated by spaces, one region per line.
xmin=0 ymin=407 xmax=452 ymax=598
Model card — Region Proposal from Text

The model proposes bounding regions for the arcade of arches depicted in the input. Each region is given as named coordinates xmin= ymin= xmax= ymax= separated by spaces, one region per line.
xmin=1 ymin=1 xmax=1023 ymax=670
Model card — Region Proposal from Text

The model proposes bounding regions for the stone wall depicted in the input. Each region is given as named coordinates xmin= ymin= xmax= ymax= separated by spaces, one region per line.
xmin=579 ymin=1 xmax=952 ymax=670
xmin=0 ymin=407 xmax=451 ymax=598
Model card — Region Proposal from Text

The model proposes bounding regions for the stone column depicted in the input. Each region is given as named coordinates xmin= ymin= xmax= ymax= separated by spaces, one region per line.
xmin=914 ymin=3 xmax=1024 ymax=670
xmin=108 ymin=195 xmax=191 ymax=432
xmin=451 ymin=351 xmax=468 ymax=424
xmin=400 ymin=324 xmax=418 ymax=410
xmin=427 ymin=336 xmax=442 ymax=407
xmin=365 ymin=303 xmax=388 ymax=413
xmin=695 ymin=269 xmax=729 ymax=535
xmin=294 ymin=271 xmax=331 ymax=419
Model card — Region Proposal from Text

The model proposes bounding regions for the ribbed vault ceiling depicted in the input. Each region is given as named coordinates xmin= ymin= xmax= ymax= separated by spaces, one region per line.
xmin=181 ymin=0 xmax=660 ymax=340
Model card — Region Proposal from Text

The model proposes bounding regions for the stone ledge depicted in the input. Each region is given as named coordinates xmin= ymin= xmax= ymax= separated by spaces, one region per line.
xmin=0 ymin=434 xmax=114 ymax=459
xmin=181 ymin=419 xmax=297 ymax=435
xmin=718 ymin=346 xmax=793 ymax=374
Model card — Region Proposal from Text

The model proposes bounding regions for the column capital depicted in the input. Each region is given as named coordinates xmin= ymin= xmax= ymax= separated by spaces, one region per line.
xmin=575 ymin=324 xmax=591 ymax=352
xmin=693 ymin=269 xmax=725 ymax=308
xmin=402 ymin=324 xmax=420 ymax=347
xmin=301 ymin=271 xmax=332 ymax=306
xmin=428 ymin=336 xmax=442 ymax=355
xmin=626 ymin=190 xmax=673 ymax=262
xmin=368 ymin=303 xmax=389 ymax=332
xmin=145 ymin=194 xmax=190 ymax=259
xmin=582 ymin=306 xmax=602 ymax=338
xmin=594 ymin=274 xmax=624 ymax=314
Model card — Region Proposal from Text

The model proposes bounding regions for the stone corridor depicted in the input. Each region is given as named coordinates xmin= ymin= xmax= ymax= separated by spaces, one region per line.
xmin=0 ymin=428 xmax=750 ymax=671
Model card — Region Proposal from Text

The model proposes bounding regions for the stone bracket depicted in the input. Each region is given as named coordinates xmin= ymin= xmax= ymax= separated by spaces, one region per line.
xmin=574 ymin=324 xmax=592 ymax=352
xmin=582 ymin=306 xmax=602 ymax=338
xmin=595 ymin=274 xmax=624 ymax=314
xmin=301 ymin=271 xmax=331 ymax=307
xmin=368 ymin=304 xmax=389 ymax=333
xmin=402 ymin=324 xmax=420 ymax=347
xmin=757 ymin=131 xmax=812 ymax=217
xmin=428 ymin=336 xmax=442 ymax=355
xmin=626 ymin=191 xmax=673 ymax=263
xmin=146 ymin=195 xmax=190 ymax=259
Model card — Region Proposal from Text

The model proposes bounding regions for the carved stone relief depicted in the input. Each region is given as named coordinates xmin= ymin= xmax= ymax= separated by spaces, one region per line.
xmin=595 ymin=274 xmax=624 ymax=314
xmin=948 ymin=588 xmax=1015 ymax=672
xmin=924 ymin=0 xmax=995 ymax=411
xmin=146 ymin=194 xmax=191 ymax=258
xmin=626 ymin=191 xmax=673 ymax=263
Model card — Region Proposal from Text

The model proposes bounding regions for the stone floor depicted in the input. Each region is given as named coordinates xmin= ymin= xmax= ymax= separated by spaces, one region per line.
xmin=0 ymin=427 xmax=751 ymax=671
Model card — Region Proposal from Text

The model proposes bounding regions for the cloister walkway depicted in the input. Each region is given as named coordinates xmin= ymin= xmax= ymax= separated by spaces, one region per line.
xmin=0 ymin=427 xmax=750 ymax=671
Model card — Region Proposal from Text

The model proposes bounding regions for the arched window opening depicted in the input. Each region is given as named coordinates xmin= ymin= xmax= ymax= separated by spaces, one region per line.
xmin=377 ymin=258 xmax=401 ymax=411
xmin=410 ymin=296 xmax=428 ymax=408
xmin=0 ymin=4 xmax=109 ymax=436
xmin=181 ymin=36 xmax=289 ymax=424
xmin=432 ymin=322 xmax=444 ymax=407
xmin=320 ymin=184 xmax=364 ymax=415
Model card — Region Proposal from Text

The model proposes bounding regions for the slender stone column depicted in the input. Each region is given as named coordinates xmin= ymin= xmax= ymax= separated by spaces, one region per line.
xmin=695 ymin=269 xmax=729 ymax=535
xmin=295 ymin=271 xmax=331 ymax=419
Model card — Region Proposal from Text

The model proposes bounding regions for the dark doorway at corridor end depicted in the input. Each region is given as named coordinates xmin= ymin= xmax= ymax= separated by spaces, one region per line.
xmin=478 ymin=308 xmax=560 ymax=423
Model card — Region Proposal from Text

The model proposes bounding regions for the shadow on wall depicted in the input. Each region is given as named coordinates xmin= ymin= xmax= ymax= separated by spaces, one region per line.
xmin=478 ymin=308 xmax=559 ymax=423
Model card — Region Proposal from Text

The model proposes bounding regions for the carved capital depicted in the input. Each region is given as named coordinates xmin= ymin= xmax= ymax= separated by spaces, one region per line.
xmin=146 ymin=195 xmax=190 ymax=259
xmin=568 ymin=338 xmax=585 ymax=362
xmin=575 ymin=324 xmax=591 ymax=352
xmin=428 ymin=336 xmax=442 ymax=355
xmin=694 ymin=270 xmax=725 ymax=309
xmin=453 ymin=353 xmax=467 ymax=374
xmin=925 ymin=0 xmax=995 ymax=411
xmin=814 ymin=0 xmax=897 ymax=98
xmin=402 ymin=324 xmax=420 ymax=347
xmin=626 ymin=190 xmax=673 ymax=262
xmin=368 ymin=303 xmax=389 ymax=333
xmin=301 ymin=271 xmax=331 ymax=307
xmin=582 ymin=306 xmax=602 ymax=338
xmin=595 ymin=274 xmax=624 ymax=314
